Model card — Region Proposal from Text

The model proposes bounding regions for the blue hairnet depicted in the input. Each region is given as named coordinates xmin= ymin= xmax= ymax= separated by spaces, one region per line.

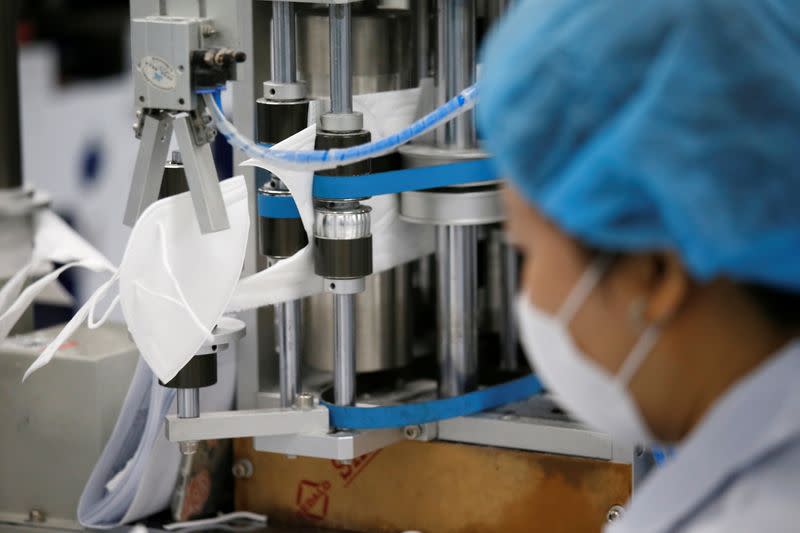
xmin=477 ymin=0 xmax=800 ymax=292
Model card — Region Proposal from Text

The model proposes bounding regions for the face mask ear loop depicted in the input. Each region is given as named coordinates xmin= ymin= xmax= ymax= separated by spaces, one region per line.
xmin=557 ymin=256 xmax=614 ymax=324
xmin=155 ymin=222 xmax=215 ymax=342
xmin=87 ymin=273 xmax=121 ymax=329
xmin=616 ymin=324 xmax=661 ymax=385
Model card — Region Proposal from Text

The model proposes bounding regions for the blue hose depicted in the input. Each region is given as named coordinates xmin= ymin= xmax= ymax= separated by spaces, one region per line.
xmin=201 ymin=84 xmax=480 ymax=171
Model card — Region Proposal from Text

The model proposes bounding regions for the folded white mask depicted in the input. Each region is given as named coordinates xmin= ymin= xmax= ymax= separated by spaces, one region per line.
xmin=118 ymin=175 xmax=250 ymax=382
xmin=13 ymin=176 xmax=249 ymax=384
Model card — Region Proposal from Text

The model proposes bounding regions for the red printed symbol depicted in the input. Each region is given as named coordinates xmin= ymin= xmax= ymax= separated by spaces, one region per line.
xmin=295 ymin=480 xmax=331 ymax=520
xmin=331 ymin=449 xmax=381 ymax=488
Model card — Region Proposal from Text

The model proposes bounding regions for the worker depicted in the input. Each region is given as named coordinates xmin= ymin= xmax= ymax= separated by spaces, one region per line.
xmin=477 ymin=0 xmax=800 ymax=531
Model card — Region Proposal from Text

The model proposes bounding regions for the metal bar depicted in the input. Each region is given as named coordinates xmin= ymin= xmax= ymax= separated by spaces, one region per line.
xmin=165 ymin=406 xmax=329 ymax=442
xmin=438 ymin=225 xmax=478 ymax=396
xmin=0 ymin=0 xmax=21 ymax=189
xmin=333 ymin=293 xmax=356 ymax=405
xmin=437 ymin=415 xmax=616 ymax=461
xmin=276 ymin=299 xmax=302 ymax=407
xmin=416 ymin=0 xmax=431 ymax=80
xmin=173 ymin=113 xmax=230 ymax=233
xmin=271 ymin=2 xmax=296 ymax=84
xmin=500 ymin=240 xmax=519 ymax=370
xmin=436 ymin=0 xmax=476 ymax=148
xmin=328 ymin=3 xmax=353 ymax=114
xmin=123 ymin=114 xmax=173 ymax=226
xmin=254 ymin=428 xmax=404 ymax=460
xmin=177 ymin=388 xmax=200 ymax=418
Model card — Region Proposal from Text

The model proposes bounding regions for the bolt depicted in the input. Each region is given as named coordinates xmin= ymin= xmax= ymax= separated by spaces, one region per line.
xmin=232 ymin=458 xmax=254 ymax=479
xmin=201 ymin=23 xmax=218 ymax=37
xmin=28 ymin=509 xmax=46 ymax=523
xmin=295 ymin=392 xmax=315 ymax=410
xmin=607 ymin=505 xmax=625 ymax=523
xmin=404 ymin=425 xmax=422 ymax=440
xmin=179 ymin=440 xmax=199 ymax=455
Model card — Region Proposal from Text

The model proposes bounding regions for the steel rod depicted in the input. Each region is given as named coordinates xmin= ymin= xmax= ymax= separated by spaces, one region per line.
xmin=276 ymin=299 xmax=302 ymax=407
xmin=333 ymin=293 xmax=356 ymax=405
xmin=438 ymin=225 xmax=478 ymax=396
xmin=272 ymin=2 xmax=297 ymax=84
xmin=436 ymin=0 xmax=476 ymax=148
xmin=177 ymin=388 xmax=200 ymax=419
xmin=328 ymin=4 xmax=353 ymax=114
xmin=500 ymin=240 xmax=519 ymax=370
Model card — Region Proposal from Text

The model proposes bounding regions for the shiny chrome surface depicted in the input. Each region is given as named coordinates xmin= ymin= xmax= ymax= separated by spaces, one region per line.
xmin=333 ymin=293 xmax=356 ymax=405
xmin=313 ymin=203 xmax=372 ymax=240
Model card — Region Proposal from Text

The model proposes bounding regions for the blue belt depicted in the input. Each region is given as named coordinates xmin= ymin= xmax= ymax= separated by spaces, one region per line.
xmin=312 ymin=158 xmax=497 ymax=200
xmin=258 ymin=192 xmax=301 ymax=219
xmin=322 ymin=374 xmax=542 ymax=430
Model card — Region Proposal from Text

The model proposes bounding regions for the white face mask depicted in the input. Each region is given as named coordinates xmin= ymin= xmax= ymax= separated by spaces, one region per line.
xmin=18 ymin=176 xmax=250 ymax=384
xmin=515 ymin=260 xmax=660 ymax=445
xmin=118 ymin=175 xmax=250 ymax=382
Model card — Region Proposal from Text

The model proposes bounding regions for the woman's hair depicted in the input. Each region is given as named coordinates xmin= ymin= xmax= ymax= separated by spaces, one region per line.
xmin=742 ymin=284 xmax=800 ymax=331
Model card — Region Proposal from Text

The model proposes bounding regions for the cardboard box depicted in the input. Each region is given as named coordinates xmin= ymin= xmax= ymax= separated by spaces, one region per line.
xmin=235 ymin=438 xmax=630 ymax=532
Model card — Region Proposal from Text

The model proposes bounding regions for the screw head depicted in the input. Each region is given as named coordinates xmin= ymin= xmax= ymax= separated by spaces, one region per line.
xmin=294 ymin=392 xmax=315 ymax=410
xmin=607 ymin=505 xmax=625 ymax=522
xmin=404 ymin=425 xmax=422 ymax=440
xmin=179 ymin=440 xmax=199 ymax=455
xmin=28 ymin=508 xmax=46 ymax=523
xmin=232 ymin=459 xmax=254 ymax=479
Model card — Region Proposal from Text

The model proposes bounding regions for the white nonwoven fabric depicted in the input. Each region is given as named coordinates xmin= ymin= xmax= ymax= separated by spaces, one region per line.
xmin=0 ymin=209 xmax=115 ymax=346
xmin=77 ymin=348 xmax=237 ymax=529
xmin=227 ymin=87 xmax=435 ymax=312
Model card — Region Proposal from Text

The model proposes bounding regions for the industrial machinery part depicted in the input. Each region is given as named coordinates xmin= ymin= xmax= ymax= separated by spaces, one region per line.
xmin=125 ymin=15 xmax=246 ymax=233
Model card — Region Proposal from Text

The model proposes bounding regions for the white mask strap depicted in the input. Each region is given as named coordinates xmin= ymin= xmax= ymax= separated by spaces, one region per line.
xmin=87 ymin=273 xmax=121 ymax=329
xmin=617 ymin=324 xmax=661 ymax=385
xmin=557 ymin=256 xmax=613 ymax=324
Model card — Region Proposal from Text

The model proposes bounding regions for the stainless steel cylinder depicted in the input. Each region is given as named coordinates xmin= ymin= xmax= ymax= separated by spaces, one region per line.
xmin=417 ymin=0 xmax=431 ymax=79
xmin=297 ymin=9 xmax=415 ymax=97
xmin=333 ymin=293 xmax=357 ymax=405
xmin=436 ymin=0 xmax=476 ymax=148
xmin=438 ymin=225 xmax=478 ymax=396
xmin=0 ymin=0 xmax=22 ymax=190
xmin=500 ymin=239 xmax=519 ymax=370
xmin=329 ymin=4 xmax=353 ymax=114
xmin=305 ymin=267 xmax=411 ymax=373
xmin=272 ymin=2 xmax=297 ymax=84
xmin=176 ymin=388 xmax=200 ymax=419
xmin=275 ymin=294 xmax=302 ymax=408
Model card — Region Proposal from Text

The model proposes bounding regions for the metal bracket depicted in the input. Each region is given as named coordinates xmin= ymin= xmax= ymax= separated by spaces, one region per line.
xmin=254 ymin=428 xmax=404 ymax=460
xmin=123 ymin=112 xmax=173 ymax=227
xmin=173 ymin=112 xmax=230 ymax=233
xmin=165 ymin=405 xmax=329 ymax=442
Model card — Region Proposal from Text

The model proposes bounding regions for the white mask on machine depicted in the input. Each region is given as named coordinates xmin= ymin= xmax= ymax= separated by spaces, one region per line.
xmin=6 ymin=175 xmax=250 ymax=384
xmin=514 ymin=259 xmax=660 ymax=446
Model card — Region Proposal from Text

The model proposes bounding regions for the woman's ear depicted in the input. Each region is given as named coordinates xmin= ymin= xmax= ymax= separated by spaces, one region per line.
xmin=645 ymin=252 xmax=691 ymax=324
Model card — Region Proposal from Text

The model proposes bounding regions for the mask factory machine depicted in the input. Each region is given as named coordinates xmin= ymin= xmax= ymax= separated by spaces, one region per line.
xmin=1 ymin=0 xmax=643 ymax=531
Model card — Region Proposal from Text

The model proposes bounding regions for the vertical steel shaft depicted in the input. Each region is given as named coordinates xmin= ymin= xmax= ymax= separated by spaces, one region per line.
xmin=176 ymin=388 xmax=200 ymax=419
xmin=500 ymin=241 xmax=519 ymax=371
xmin=272 ymin=2 xmax=297 ymax=84
xmin=0 ymin=0 xmax=22 ymax=190
xmin=333 ymin=293 xmax=357 ymax=405
xmin=436 ymin=0 xmax=476 ymax=148
xmin=438 ymin=226 xmax=478 ymax=396
xmin=275 ymin=299 xmax=302 ymax=407
xmin=417 ymin=0 xmax=431 ymax=80
xmin=329 ymin=4 xmax=353 ymax=114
